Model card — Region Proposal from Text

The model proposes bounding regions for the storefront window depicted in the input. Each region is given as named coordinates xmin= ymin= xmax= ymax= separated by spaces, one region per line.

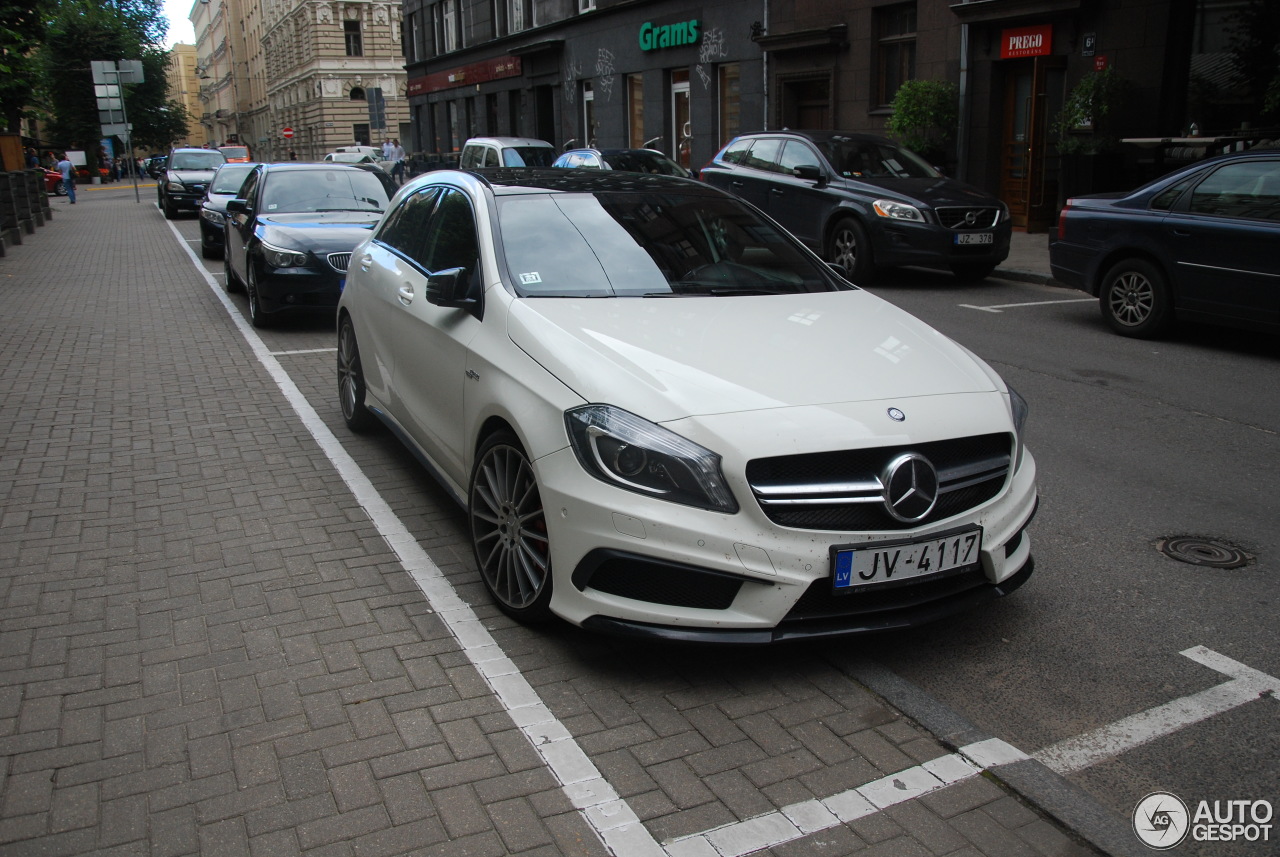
xmin=875 ymin=3 xmax=916 ymax=107
xmin=719 ymin=63 xmax=741 ymax=146
xmin=672 ymin=69 xmax=691 ymax=168
xmin=628 ymin=75 xmax=645 ymax=148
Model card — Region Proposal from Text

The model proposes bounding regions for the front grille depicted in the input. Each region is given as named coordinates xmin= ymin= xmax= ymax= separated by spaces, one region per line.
xmin=782 ymin=567 xmax=989 ymax=623
xmin=936 ymin=207 xmax=1000 ymax=230
xmin=327 ymin=252 xmax=352 ymax=272
xmin=747 ymin=433 xmax=1011 ymax=532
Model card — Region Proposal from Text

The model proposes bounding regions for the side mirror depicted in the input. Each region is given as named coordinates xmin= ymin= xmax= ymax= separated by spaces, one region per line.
xmin=226 ymin=199 xmax=247 ymax=214
xmin=793 ymin=164 xmax=826 ymax=186
xmin=426 ymin=266 xmax=483 ymax=318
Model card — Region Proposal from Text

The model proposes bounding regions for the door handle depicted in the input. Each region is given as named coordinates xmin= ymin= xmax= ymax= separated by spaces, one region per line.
xmin=1171 ymin=228 xmax=1192 ymax=237
xmin=731 ymin=180 xmax=744 ymax=188
xmin=771 ymin=187 xmax=783 ymax=195
xmin=398 ymin=285 xmax=414 ymax=304
xmin=360 ymin=254 xmax=372 ymax=271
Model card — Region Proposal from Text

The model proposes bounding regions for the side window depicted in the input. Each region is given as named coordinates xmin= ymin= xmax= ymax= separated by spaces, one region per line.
xmin=778 ymin=141 xmax=819 ymax=175
xmin=743 ymin=138 xmax=783 ymax=172
xmin=459 ymin=146 xmax=481 ymax=169
xmin=421 ymin=189 xmax=480 ymax=276
xmin=377 ymin=187 xmax=441 ymax=262
xmin=240 ymin=170 xmax=261 ymax=209
xmin=1149 ymin=175 xmax=1197 ymax=212
xmin=719 ymin=138 xmax=752 ymax=165
xmin=483 ymin=147 xmax=500 ymax=167
xmin=1188 ymin=161 xmax=1280 ymax=221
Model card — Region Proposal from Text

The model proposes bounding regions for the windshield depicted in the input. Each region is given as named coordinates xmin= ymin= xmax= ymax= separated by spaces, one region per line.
xmin=210 ymin=164 xmax=256 ymax=194
xmin=262 ymin=168 xmax=394 ymax=212
xmin=497 ymin=191 xmax=843 ymax=298
xmin=502 ymin=146 xmax=556 ymax=167
xmin=819 ymin=139 xmax=940 ymax=180
xmin=219 ymin=147 xmax=250 ymax=159
xmin=601 ymin=151 xmax=689 ymax=176
xmin=170 ymin=151 xmax=227 ymax=171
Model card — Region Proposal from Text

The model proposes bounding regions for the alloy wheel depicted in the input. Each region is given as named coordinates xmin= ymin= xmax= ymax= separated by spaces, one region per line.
xmin=1107 ymin=270 xmax=1155 ymax=327
xmin=470 ymin=439 xmax=551 ymax=616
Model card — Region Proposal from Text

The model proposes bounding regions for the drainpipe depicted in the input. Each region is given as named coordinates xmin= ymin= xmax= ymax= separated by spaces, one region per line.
xmin=957 ymin=20 xmax=971 ymax=182
xmin=762 ymin=0 xmax=770 ymax=130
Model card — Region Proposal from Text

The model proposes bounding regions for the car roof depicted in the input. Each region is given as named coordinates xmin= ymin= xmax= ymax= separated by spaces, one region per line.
xmin=733 ymin=130 xmax=896 ymax=146
xmin=170 ymin=147 xmax=223 ymax=154
xmin=428 ymin=167 xmax=712 ymax=196
xmin=465 ymin=137 xmax=555 ymax=148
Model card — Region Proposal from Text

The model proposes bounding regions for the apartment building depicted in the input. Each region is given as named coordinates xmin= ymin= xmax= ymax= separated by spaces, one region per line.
xmin=191 ymin=0 xmax=411 ymax=161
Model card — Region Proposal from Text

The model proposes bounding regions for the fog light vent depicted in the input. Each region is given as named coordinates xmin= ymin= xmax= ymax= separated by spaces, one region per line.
xmin=1156 ymin=537 xmax=1252 ymax=569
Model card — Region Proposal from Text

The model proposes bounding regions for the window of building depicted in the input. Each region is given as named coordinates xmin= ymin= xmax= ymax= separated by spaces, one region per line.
xmin=344 ymin=20 xmax=363 ymax=57
xmin=407 ymin=13 xmax=420 ymax=63
xmin=442 ymin=0 xmax=458 ymax=52
xmin=354 ymin=123 xmax=371 ymax=146
xmin=582 ymin=82 xmax=596 ymax=147
xmin=578 ymin=0 xmax=595 ymax=13
xmin=718 ymin=63 xmax=740 ymax=147
xmin=350 ymin=87 xmax=366 ymax=101
xmin=627 ymin=74 xmax=645 ymax=148
xmin=875 ymin=3 xmax=916 ymax=108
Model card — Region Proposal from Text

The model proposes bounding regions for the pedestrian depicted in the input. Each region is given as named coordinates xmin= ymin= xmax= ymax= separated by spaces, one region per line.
xmin=381 ymin=138 xmax=393 ymax=160
xmin=389 ymin=138 xmax=406 ymax=183
xmin=25 ymin=147 xmax=39 ymax=168
xmin=289 ymin=149 xmax=297 ymax=161
xmin=55 ymin=152 xmax=76 ymax=204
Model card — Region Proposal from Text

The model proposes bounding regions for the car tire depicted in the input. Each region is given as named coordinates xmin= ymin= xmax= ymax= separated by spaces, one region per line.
xmin=469 ymin=430 xmax=554 ymax=623
xmin=827 ymin=218 xmax=876 ymax=284
xmin=246 ymin=263 xmax=272 ymax=328
xmin=1099 ymin=258 xmax=1173 ymax=338
xmin=337 ymin=316 xmax=375 ymax=433
xmin=52 ymin=180 xmax=67 ymax=197
xmin=951 ymin=263 xmax=996 ymax=283
xmin=200 ymin=225 xmax=222 ymax=260
xmin=224 ymin=250 xmax=242 ymax=294
xmin=162 ymin=194 xmax=177 ymax=220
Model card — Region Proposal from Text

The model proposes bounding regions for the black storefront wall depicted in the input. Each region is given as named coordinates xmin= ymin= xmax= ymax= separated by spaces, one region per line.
xmin=407 ymin=0 xmax=765 ymax=169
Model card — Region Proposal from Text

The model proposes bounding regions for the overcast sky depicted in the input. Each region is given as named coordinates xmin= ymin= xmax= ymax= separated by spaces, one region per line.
xmin=164 ymin=0 xmax=196 ymax=47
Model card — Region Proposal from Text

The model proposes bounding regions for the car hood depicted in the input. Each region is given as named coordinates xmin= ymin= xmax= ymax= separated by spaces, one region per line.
xmin=506 ymin=290 xmax=1000 ymax=424
xmin=256 ymin=211 xmax=383 ymax=250
xmin=840 ymin=176 xmax=999 ymax=208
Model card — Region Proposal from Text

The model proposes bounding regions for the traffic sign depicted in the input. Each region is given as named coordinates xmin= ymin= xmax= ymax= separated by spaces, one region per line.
xmin=282 ymin=127 xmax=294 ymax=138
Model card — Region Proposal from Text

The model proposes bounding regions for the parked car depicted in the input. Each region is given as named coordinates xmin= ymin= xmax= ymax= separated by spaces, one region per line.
xmin=1050 ymin=149 xmax=1280 ymax=338
xmin=44 ymin=169 xmax=67 ymax=196
xmin=701 ymin=130 xmax=1012 ymax=283
xmin=223 ymin=162 xmax=398 ymax=327
xmin=198 ymin=162 xmax=261 ymax=259
xmin=323 ymin=151 xmax=392 ymax=173
xmin=458 ymin=136 xmax=557 ymax=169
xmin=553 ymin=147 xmax=694 ymax=177
xmin=336 ymin=168 xmax=1038 ymax=642
xmin=218 ymin=145 xmax=252 ymax=163
xmin=158 ymin=148 xmax=227 ymax=219
xmin=144 ymin=155 xmax=167 ymax=178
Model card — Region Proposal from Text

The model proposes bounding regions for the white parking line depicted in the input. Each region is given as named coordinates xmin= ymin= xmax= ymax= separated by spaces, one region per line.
xmin=1033 ymin=646 xmax=1280 ymax=775
xmin=959 ymin=297 xmax=1095 ymax=313
xmin=271 ymin=348 xmax=338 ymax=356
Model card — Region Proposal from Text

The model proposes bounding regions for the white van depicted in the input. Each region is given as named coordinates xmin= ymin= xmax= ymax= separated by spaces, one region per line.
xmin=459 ymin=137 xmax=557 ymax=169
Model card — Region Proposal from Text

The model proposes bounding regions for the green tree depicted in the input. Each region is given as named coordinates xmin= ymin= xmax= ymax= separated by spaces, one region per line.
xmin=0 ymin=0 xmax=47 ymax=132
xmin=1227 ymin=0 xmax=1280 ymax=123
xmin=886 ymin=80 xmax=958 ymax=162
xmin=39 ymin=0 xmax=173 ymax=153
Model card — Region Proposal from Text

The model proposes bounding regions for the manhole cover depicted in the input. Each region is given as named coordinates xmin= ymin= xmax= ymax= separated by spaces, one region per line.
xmin=1156 ymin=537 xmax=1252 ymax=569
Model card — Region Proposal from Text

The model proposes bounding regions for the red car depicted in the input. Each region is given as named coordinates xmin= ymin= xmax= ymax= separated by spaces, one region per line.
xmin=44 ymin=169 xmax=68 ymax=196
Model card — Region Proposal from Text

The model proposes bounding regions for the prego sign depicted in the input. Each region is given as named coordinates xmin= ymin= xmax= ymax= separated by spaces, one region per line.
xmin=1000 ymin=25 xmax=1052 ymax=59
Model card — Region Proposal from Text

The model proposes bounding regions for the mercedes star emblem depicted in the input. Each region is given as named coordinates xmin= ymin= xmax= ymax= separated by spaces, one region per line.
xmin=881 ymin=453 xmax=939 ymax=523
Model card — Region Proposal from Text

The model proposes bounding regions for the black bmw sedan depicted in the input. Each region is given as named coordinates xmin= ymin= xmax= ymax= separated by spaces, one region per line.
xmin=223 ymin=163 xmax=398 ymax=327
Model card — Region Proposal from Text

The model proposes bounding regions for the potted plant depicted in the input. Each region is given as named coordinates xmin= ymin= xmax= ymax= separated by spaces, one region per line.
xmin=1053 ymin=68 xmax=1128 ymax=202
xmin=886 ymin=79 xmax=958 ymax=168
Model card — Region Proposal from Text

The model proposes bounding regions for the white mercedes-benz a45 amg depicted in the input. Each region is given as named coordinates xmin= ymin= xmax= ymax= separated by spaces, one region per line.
xmin=336 ymin=169 xmax=1037 ymax=643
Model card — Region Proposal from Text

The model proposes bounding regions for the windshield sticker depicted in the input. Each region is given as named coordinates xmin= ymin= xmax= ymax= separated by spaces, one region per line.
xmin=519 ymin=272 xmax=542 ymax=285
xmin=267 ymin=204 xmax=278 ymax=210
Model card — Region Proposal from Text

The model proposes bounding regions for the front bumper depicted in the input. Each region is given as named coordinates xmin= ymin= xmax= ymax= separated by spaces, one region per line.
xmin=870 ymin=218 xmax=1012 ymax=270
xmin=536 ymin=441 xmax=1038 ymax=641
xmin=253 ymin=262 xmax=345 ymax=315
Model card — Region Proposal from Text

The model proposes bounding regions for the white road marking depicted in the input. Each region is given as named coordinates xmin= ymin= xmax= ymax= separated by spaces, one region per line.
xmin=1034 ymin=646 xmax=1280 ymax=775
xmin=959 ymin=297 xmax=1095 ymax=313
xmin=271 ymin=347 xmax=338 ymax=356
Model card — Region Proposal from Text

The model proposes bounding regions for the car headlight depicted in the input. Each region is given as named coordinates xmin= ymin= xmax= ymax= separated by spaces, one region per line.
xmin=167 ymin=181 xmax=187 ymax=192
xmin=200 ymin=208 xmax=224 ymax=225
xmin=566 ymin=405 xmax=738 ymax=513
xmin=261 ymin=242 xmax=310 ymax=268
xmin=1007 ymin=384 xmax=1029 ymax=469
xmin=998 ymin=202 xmax=1012 ymax=224
xmin=872 ymin=199 xmax=925 ymax=222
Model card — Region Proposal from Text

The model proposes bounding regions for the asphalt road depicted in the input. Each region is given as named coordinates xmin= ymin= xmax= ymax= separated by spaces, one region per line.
xmin=170 ymin=206 xmax=1278 ymax=856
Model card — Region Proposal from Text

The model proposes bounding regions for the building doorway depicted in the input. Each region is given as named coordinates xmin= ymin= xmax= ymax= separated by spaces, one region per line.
xmin=998 ymin=56 xmax=1064 ymax=231
xmin=779 ymin=75 xmax=832 ymax=129
xmin=671 ymin=69 xmax=691 ymax=168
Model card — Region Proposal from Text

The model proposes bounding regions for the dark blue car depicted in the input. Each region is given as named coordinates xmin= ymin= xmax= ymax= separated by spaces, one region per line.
xmin=1050 ymin=149 xmax=1280 ymax=338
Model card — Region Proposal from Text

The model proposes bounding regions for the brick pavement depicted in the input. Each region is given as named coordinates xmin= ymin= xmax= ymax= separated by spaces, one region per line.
xmin=0 ymin=186 xmax=1104 ymax=856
